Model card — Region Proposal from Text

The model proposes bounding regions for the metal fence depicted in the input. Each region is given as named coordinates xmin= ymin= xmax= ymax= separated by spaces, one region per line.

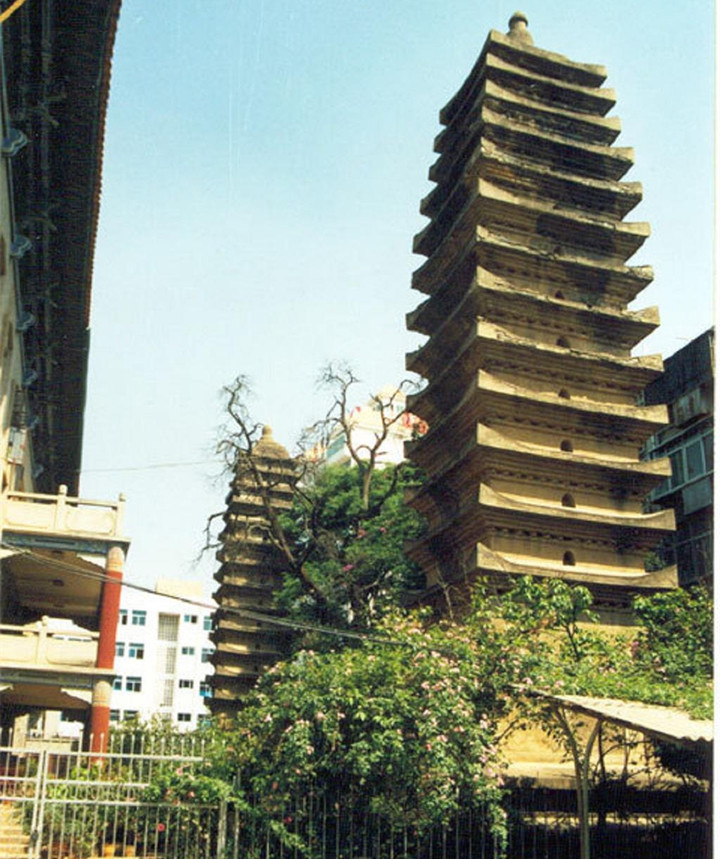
xmin=0 ymin=735 xmax=710 ymax=859
xmin=0 ymin=733 xmax=225 ymax=859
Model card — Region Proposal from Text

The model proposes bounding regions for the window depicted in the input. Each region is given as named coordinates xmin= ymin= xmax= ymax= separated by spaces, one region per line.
xmin=109 ymin=709 xmax=120 ymax=723
xmin=115 ymin=641 xmax=125 ymax=657
xmin=663 ymin=433 xmax=713 ymax=493
xmin=201 ymin=648 xmax=214 ymax=663
xmin=561 ymin=493 xmax=576 ymax=508
xmin=131 ymin=610 xmax=147 ymax=626
xmin=128 ymin=642 xmax=145 ymax=659
xmin=685 ymin=439 xmax=704 ymax=481
xmin=183 ymin=614 xmax=198 ymax=624
xmin=123 ymin=710 xmax=138 ymax=721
xmin=126 ymin=676 xmax=142 ymax=693
xmin=203 ymin=615 xmax=212 ymax=631
xmin=158 ymin=614 xmax=179 ymax=641
xmin=119 ymin=609 xmax=128 ymax=626
xmin=178 ymin=679 xmax=194 ymax=689
xmin=199 ymin=682 xmax=211 ymax=698
xmin=161 ymin=679 xmax=174 ymax=708
xmin=113 ymin=676 xmax=123 ymax=691
xmin=162 ymin=646 xmax=177 ymax=674
xmin=181 ymin=646 xmax=196 ymax=656
xmin=560 ymin=440 xmax=573 ymax=452
xmin=563 ymin=551 xmax=576 ymax=566
xmin=177 ymin=713 xmax=192 ymax=723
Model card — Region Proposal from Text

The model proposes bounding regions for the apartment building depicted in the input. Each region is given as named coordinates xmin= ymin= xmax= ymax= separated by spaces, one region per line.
xmin=643 ymin=329 xmax=714 ymax=584
xmin=111 ymin=580 xmax=215 ymax=730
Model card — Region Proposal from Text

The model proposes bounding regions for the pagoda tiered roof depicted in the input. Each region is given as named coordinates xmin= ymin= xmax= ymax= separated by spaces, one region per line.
xmin=404 ymin=14 xmax=675 ymax=607
xmin=208 ymin=426 xmax=295 ymax=715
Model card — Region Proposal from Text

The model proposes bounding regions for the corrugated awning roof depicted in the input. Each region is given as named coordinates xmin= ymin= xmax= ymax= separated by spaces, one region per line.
xmin=529 ymin=690 xmax=712 ymax=750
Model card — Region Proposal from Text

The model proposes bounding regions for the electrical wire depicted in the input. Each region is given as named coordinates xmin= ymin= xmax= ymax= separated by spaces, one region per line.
xmin=0 ymin=541 xmax=415 ymax=650
xmin=0 ymin=0 xmax=31 ymax=24
xmin=81 ymin=459 xmax=216 ymax=474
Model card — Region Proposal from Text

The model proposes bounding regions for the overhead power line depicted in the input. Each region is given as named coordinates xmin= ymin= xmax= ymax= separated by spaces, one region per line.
xmin=1 ymin=542 xmax=415 ymax=650
xmin=82 ymin=459 xmax=216 ymax=474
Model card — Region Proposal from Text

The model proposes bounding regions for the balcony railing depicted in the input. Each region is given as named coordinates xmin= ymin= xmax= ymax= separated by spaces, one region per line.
xmin=0 ymin=617 xmax=98 ymax=669
xmin=0 ymin=484 xmax=126 ymax=542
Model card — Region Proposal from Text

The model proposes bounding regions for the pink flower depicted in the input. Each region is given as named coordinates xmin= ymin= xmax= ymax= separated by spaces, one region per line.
xmin=342 ymin=564 xmax=355 ymax=572
xmin=157 ymin=823 xmax=166 ymax=833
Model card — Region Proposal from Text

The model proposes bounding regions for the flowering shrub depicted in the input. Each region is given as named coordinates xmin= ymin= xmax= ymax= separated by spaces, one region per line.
xmin=215 ymin=607 xmax=519 ymax=850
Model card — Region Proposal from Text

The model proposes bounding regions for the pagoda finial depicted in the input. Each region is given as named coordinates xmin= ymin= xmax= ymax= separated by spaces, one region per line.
xmin=507 ymin=11 xmax=533 ymax=45
xmin=262 ymin=424 xmax=273 ymax=437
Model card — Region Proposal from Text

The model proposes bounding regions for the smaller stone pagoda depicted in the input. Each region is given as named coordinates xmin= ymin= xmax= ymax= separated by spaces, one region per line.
xmin=208 ymin=426 xmax=296 ymax=719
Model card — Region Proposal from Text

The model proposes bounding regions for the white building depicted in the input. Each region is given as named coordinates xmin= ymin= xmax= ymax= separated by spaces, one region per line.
xmin=110 ymin=580 xmax=215 ymax=731
xmin=320 ymin=385 xmax=427 ymax=467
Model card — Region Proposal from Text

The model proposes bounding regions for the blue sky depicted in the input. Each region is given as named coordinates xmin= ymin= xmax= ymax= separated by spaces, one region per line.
xmin=79 ymin=1 xmax=715 ymax=589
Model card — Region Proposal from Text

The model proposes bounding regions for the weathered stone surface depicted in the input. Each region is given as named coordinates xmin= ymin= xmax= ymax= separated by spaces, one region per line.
xmin=405 ymin=17 xmax=676 ymax=607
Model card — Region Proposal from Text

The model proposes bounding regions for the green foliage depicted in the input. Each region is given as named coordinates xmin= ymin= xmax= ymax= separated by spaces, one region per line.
xmin=276 ymin=463 xmax=426 ymax=631
xmin=495 ymin=577 xmax=713 ymax=720
xmin=633 ymin=586 xmax=713 ymax=681
xmin=213 ymin=609 xmax=516 ymax=851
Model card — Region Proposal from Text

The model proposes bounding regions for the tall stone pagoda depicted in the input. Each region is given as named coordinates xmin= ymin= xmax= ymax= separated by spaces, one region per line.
xmin=405 ymin=13 xmax=676 ymax=617
xmin=208 ymin=426 xmax=295 ymax=718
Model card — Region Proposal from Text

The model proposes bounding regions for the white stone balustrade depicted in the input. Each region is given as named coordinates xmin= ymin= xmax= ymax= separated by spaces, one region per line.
xmin=0 ymin=484 xmax=126 ymax=541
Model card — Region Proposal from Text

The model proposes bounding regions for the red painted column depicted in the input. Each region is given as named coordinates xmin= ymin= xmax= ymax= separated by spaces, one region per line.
xmin=90 ymin=546 xmax=124 ymax=754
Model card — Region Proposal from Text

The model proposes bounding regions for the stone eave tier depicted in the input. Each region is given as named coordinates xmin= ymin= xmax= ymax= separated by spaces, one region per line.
xmin=435 ymin=78 xmax=621 ymax=158
xmin=223 ymin=488 xmax=294 ymax=513
xmin=212 ymin=588 xmax=278 ymax=613
xmin=213 ymin=579 xmax=277 ymax=601
xmin=409 ymin=416 xmax=669 ymax=481
xmin=408 ymin=318 xmax=663 ymax=398
xmin=423 ymin=140 xmax=642 ymax=222
xmin=210 ymin=635 xmax=284 ymax=660
xmin=429 ymin=106 xmax=633 ymax=196
xmin=436 ymin=545 xmax=677 ymax=594
xmin=441 ymin=36 xmax=611 ymax=129
xmin=414 ymin=177 xmax=648 ymax=264
xmin=3 ymin=0 xmax=122 ymax=493
xmin=473 ymin=544 xmax=677 ymax=591
xmin=421 ymin=156 xmax=636 ymax=257
xmin=206 ymin=679 xmax=252 ymax=699
xmin=215 ymin=543 xmax=289 ymax=569
xmin=212 ymin=566 xmax=284 ymax=588
xmin=209 ymin=656 xmax=275 ymax=680
xmin=412 ymin=226 xmax=652 ymax=308
xmin=212 ymin=615 xmax=285 ymax=636
xmin=409 ymin=367 xmax=667 ymax=443
xmin=407 ymin=268 xmax=659 ymax=350
xmin=408 ymin=424 xmax=670 ymax=510
xmin=407 ymin=482 xmax=674 ymax=558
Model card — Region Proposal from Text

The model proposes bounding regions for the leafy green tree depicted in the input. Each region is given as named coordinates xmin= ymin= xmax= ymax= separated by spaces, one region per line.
xmin=276 ymin=461 xmax=425 ymax=630
xmin=213 ymin=608 xmax=517 ymax=852
xmin=209 ymin=366 xmax=426 ymax=632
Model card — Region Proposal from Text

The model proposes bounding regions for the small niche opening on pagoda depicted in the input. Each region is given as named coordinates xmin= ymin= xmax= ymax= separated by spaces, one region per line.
xmin=560 ymin=439 xmax=574 ymax=452
xmin=561 ymin=493 xmax=576 ymax=508
xmin=563 ymin=551 xmax=576 ymax=566
xmin=556 ymin=336 xmax=571 ymax=348
xmin=554 ymin=290 xmax=565 ymax=300
xmin=558 ymin=388 xmax=571 ymax=399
